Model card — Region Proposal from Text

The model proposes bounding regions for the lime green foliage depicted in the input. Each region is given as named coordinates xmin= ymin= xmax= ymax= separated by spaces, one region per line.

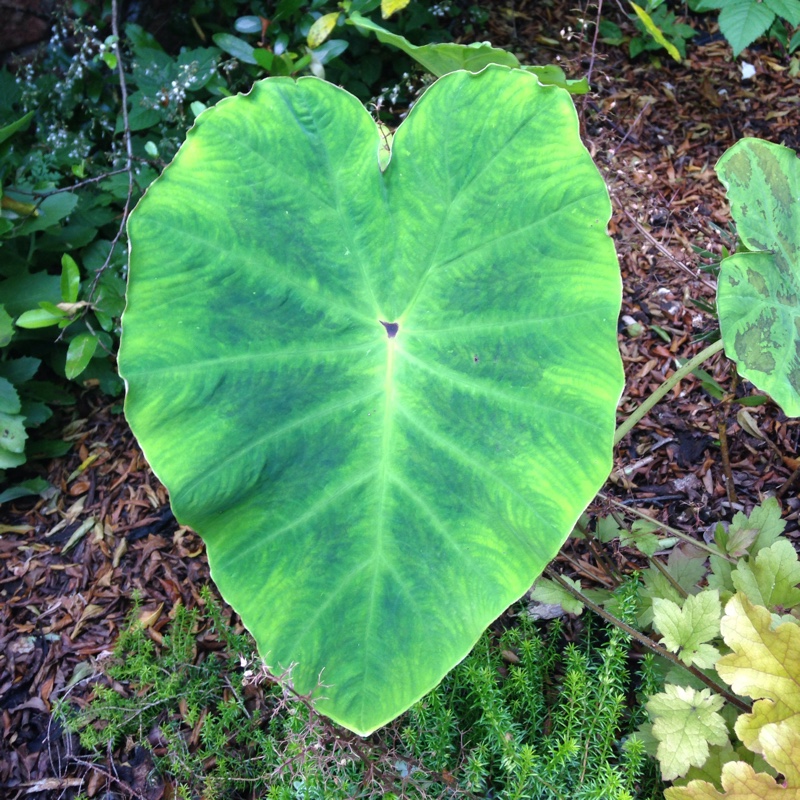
xmin=712 ymin=499 xmax=784 ymax=560
xmin=716 ymin=594 xmax=800 ymax=754
xmin=348 ymin=11 xmax=590 ymax=92
xmin=562 ymin=499 xmax=799 ymax=796
xmin=58 ymin=583 xmax=663 ymax=799
xmin=120 ymin=67 xmax=622 ymax=734
xmin=708 ymin=499 xmax=800 ymax=617
xmin=630 ymin=3 xmax=683 ymax=60
xmin=647 ymin=685 xmax=728 ymax=781
xmin=730 ymin=540 xmax=800 ymax=611
xmin=653 ymin=591 xmax=722 ymax=669
xmin=691 ymin=0 xmax=800 ymax=56
xmin=599 ymin=1 xmax=695 ymax=61
xmin=715 ymin=138 xmax=800 ymax=417
xmin=665 ymin=594 xmax=800 ymax=799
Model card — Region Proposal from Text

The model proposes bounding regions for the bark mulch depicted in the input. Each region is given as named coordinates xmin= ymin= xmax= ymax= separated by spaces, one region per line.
xmin=2 ymin=2 xmax=799 ymax=797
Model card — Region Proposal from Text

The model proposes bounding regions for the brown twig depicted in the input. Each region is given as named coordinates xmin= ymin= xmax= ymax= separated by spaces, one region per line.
xmin=575 ymin=517 xmax=621 ymax=584
xmin=777 ymin=464 xmax=800 ymax=500
xmin=585 ymin=0 xmax=604 ymax=86
xmin=718 ymin=414 xmax=739 ymax=505
xmin=623 ymin=207 xmax=717 ymax=291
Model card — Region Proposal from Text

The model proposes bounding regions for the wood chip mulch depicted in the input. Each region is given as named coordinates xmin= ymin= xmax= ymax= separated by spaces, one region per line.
xmin=2 ymin=2 xmax=800 ymax=797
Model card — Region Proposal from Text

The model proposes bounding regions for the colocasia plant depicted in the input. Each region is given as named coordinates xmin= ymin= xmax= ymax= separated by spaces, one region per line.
xmin=119 ymin=28 xmax=800 ymax=742
xmin=119 ymin=64 xmax=623 ymax=734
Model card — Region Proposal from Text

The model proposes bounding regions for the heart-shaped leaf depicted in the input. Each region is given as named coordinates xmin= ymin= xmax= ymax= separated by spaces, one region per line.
xmin=716 ymin=138 xmax=800 ymax=417
xmin=120 ymin=67 xmax=622 ymax=734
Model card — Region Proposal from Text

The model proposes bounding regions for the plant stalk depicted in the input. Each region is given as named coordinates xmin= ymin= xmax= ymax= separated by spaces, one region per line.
xmin=614 ymin=338 xmax=725 ymax=446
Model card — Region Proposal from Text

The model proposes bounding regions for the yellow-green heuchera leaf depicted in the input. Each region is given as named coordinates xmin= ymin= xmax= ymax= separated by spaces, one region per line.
xmin=730 ymin=539 xmax=800 ymax=612
xmin=665 ymin=721 xmax=800 ymax=799
xmin=715 ymin=139 xmax=800 ymax=417
xmin=119 ymin=67 xmax=622 ymax=735
xmin=653 ymin=590 xmax=722 ymax=669
xmin=647 ymin=683 xmax=729 ymax=781
xmin=715 ymin=593 xmax=800 ymax=755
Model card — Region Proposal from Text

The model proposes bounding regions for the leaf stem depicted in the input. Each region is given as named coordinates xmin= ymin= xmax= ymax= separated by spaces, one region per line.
xmin=544 ymin=568 xmax=751 ymax=714
xmin=614 ymin=338 xmax=725 ymax=446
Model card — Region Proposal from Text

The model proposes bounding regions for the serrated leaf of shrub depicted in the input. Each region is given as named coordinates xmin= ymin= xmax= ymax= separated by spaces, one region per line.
xmin=716 ymin=594 xmax=800 ymax=754
xmin=716 ymin=500 xmax=784 ymax=559
xmin=673 ymin=740 xmax=738 ymax=791
xmin=647 ymin=684 xmax=729 ymax=781
xmin=709 ymin=554 xmax=736 ymax=599
xmin=664 ymin=721 xmax=800 ymax=799
xmin=529 ymin=576 xmax=584 ymax=615
xmin=654 ymin=590 xmax=722 ymax=668
xmin=596 ymin=514 xmax=624 ymax=543
xmin=669 ymin=544 xmax=710 ymax=593
xmin=730 ymin=540 xmax=800 ymax=612
xmin=621 ymin=519 xmax=662 ymax=557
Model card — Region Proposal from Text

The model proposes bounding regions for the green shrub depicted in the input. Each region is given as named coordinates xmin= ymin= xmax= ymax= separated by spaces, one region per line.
xmin=57 ymin=582 xmax=663 ymax=799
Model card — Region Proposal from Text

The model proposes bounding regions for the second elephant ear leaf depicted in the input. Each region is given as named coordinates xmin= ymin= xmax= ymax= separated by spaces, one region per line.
xmin=716 ymin=138 xmax=800 ymax=417
xmin=347 ymin=12 xmax=589 ymax=93
xmin=119 ymin=66 xmax=622 ymax=735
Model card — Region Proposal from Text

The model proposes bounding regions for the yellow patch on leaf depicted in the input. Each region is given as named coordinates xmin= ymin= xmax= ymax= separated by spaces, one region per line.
xmin=307 ymin=12 xmax=339 ymax=48
xmin=382 ymin=0 xmax=411 ymax=19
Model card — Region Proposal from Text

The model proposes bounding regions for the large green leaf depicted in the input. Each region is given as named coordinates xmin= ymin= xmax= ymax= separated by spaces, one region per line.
xmin=716 ymin=138 xmax=800 ymax=417
xmin=120 ymin=67 xmax=622 ymax=734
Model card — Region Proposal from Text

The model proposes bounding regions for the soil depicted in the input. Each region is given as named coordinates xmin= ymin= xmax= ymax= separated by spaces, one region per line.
xmin=2 ymin=1 xmax=799 ymax=797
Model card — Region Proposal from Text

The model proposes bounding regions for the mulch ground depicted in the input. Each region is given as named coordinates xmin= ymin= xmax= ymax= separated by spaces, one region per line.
xmin=2 ymin=2 xmax=799 ymax=797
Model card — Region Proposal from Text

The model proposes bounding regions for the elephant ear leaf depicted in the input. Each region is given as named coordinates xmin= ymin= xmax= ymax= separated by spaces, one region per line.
xmin=715 ymin=138 xmax=800 ymax=417
xmin=119 ymin=67 xmax=622 ymax=735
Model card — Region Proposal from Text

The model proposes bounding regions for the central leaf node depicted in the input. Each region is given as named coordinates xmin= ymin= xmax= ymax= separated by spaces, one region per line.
xmin=380 ymin=320 xmax=399 ymax=338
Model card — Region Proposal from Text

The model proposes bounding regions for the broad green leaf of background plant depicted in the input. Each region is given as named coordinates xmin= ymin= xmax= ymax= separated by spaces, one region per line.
xmin=347 ymin=12 xmax=590 ymax=93
xmin=119 ymin=67 xmax=622 ymax=735
xmin=692 ymin=0 xmax=786 ymax=56
xmin=665 ymin=722 xmax=800 ymax=799
xmin=715 ymin=138 xmax=800 ymax=417
xmin=653 ymin=590 xmax=722 ymax=669
xmin=65 ymin=333 xmax=99 ymax=380
xmin=716 ymin=594 xmax=800 ymax=754
xmin=647 ymin=684 xmax=729 ymax=780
